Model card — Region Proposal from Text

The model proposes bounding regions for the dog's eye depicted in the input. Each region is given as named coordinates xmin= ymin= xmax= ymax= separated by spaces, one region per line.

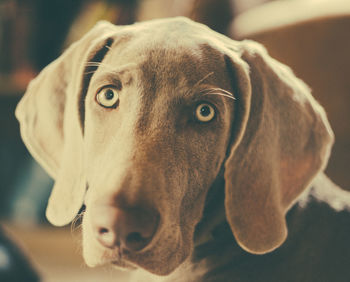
xmin=195 ymin=103 xmax=215 ymax=122
xmin=96 ymin=87 xmax=119 ymax=108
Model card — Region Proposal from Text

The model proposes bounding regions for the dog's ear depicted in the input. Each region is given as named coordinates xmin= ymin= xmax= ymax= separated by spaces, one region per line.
xmin=223 ymin=41 xmax=334 ymax=254
xmin=16 ymin=21 xmax=117 ymax=226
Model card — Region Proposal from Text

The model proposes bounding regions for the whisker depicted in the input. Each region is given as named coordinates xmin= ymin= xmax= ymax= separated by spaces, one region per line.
xmin=84 ymin=62 xmax=138 ymax=75
xmin=200 ymin=88 xmax=236 ymax=100
xmin=85 ymin=62 xmax=102 ymax=67
xmin=85 ymin=62 xmax=114 ymax=70
xmin=193 ymin=72 xmax=215 ymax=89
xmin=85 ymin=62 xmax=116 ymax=69
xmin=71 ymin=211 xmax=85 ymax=233
xmin=85 ymin=62 xmax=101 ymax=65
xmin=84 ymin=69 xmax=121 ymax=75
xmin=84 ymin=70 xmax=98 ymax=75
xmin=203 ymin=92 xmax=236 ymax=100
xmin=184 ymin=72 xmax=215 ymax=98
xmin=202 ymin=87 xmax=235 ymax=97
xmin=188 ymin=73 xmax=236 ymax=101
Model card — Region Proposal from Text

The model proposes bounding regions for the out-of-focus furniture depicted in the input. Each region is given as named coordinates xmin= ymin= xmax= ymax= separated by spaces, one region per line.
xmin=2 ymin=224 xmax=130 ymax=282
xmin=0 ymin=225 xmax=39 ymax=282
xmin=231 ymin=0 xmax=350 ymax=189
xmin=137 ymin=0 xmax=233 ymax=34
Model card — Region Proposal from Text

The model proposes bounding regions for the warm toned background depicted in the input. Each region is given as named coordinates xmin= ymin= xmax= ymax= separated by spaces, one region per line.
xmin=0 ymin=0 xmax=349 ymax=281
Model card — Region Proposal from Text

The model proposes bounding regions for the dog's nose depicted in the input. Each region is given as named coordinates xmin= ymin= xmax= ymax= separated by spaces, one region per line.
xmin=90 ymin=205 xmax=159 ymax=252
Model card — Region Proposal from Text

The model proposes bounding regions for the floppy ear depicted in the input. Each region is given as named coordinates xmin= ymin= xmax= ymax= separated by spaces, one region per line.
xmin=223 ymin=41 xmax=334 ymax=254
xmin=15 ymin=21 xmax=117 ymax=226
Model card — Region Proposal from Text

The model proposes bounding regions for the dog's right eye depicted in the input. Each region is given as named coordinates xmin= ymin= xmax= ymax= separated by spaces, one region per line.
xmin=96 ymin=87 xmax=119 ymax=108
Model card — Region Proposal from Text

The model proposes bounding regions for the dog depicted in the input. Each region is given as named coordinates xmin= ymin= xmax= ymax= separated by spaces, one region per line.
xmin=16 ymin=17 xmax=350 ymax=281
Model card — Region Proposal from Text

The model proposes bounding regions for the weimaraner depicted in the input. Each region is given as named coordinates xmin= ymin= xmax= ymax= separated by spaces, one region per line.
xmin=16 ymin=17 xmax=350 ymax=281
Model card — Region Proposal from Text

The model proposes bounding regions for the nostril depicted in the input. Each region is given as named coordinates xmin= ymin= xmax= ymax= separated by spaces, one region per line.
xmin=91 ymin=205 xmax=160 ymax=251
xmin=126 ymin=232 xmax=142 ymax=243
xmin=96 ymin=227 xmax=117 ymax=248
xmin=99 ymin=227 xmax=109 ymax=235
xmin=125 ymin=232 xmax=150 ymax=251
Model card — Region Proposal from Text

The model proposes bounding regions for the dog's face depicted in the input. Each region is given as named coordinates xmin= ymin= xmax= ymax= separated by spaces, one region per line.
xmin=83 ymin=34 xmax=234 ymax=273
xmin=16 ymin=18 xmax=333 ymax=276
xmin=82 ymin=37 xmax=235 ymax=273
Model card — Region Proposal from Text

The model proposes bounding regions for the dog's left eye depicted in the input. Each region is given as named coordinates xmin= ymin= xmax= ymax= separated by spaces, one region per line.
xmin=96 ymin=87 xmax=119 ymax=108
xmin=195 ymin=103 xmax=216 ymax=122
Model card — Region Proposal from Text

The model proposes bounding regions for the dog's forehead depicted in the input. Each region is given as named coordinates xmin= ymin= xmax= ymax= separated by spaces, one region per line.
xmin=102 ymin=18 xmax=229 ymax=87
xmin=139 ymin=47 xmax=217 ymax=93
xmin=106 ymin=38 xmax=228 ymax=96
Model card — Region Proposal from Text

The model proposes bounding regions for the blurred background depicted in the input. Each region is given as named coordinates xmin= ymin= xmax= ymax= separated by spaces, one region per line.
xmin=0 ymin=0 xmax=349 ymax=281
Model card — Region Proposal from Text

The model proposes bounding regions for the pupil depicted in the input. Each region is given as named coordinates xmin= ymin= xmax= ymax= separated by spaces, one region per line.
xmin=104 ymin=89 xmax=114 ymax=100
xmin=200 ymin=105 xmax=211 ymax=117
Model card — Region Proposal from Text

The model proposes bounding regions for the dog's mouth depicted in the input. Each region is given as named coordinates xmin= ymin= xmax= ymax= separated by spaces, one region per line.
xmin=111 ymin=257 xmax=138 ymax=270
xmin=98 ymin=244 xmax=138 ymax=270
xmin=82 ymin=206 xmax=189 ymax=275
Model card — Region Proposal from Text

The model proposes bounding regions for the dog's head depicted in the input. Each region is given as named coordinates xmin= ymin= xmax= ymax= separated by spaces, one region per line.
xmin=16 ymin=18 xmax=333 ymax=275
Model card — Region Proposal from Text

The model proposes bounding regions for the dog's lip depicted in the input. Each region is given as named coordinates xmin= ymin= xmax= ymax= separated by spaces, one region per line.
xmin=102 ymin=247 xmax=135 ymax=269
xmin=110 ymin=258 xmax=138 ymax=270
xmin=103 ymin=242 xmax=136 ymax=263
xmin=108 ymin=246 xmax=142 ymax=270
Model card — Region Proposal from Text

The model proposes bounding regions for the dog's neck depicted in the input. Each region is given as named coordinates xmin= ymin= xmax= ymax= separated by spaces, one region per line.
xmin=190 ymin=176 xmax=248 ymax=275
xmin=193 ymin=176 xmax=228 ymax=247
xmin=131 ymin=175 xmax=350 ymax=281
xmin=172 ymin=175 xmax=303 ymax=282
xmin=175 ymin=174 xmax=350 ymax=282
